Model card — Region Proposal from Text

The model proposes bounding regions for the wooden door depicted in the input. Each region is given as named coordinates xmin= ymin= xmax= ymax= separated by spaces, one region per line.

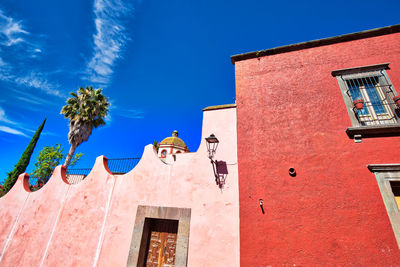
xmin=145 ymin=219 xmax=178 ymax=267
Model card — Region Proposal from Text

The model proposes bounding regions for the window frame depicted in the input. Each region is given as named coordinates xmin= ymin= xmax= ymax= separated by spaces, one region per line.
xmin=346 ymin=76 xmax=395 ymax=124
xmin=368 ymin=164 xmax=400 ymax=249
xmin=332 ymin=63 xmax=400 ymax=141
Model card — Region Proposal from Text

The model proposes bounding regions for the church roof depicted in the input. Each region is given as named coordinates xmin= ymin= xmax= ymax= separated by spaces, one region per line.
xmin=159 ymin=131 xmax=188 ymax=149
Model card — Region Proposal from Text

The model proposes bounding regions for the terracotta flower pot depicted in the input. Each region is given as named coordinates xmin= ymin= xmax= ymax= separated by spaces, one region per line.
xmin=393 ymin=96 xmax=400 ymax=107
xmin=353 ymin=99 xmax=364 ymax=110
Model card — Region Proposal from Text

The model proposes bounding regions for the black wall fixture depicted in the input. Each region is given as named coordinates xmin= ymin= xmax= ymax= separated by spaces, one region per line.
xmin=259 ymin=199 xmax=265 ymax=214
xmin=289 ymin=168 xmax=296 ymax=177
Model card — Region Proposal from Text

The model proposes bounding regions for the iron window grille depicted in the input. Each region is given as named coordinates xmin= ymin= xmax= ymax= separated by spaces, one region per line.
xmin=333 ymin=63 xmax=400 ymax=127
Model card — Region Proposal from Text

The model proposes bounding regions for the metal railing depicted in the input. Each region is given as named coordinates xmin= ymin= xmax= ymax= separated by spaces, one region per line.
xmin=66 ymin=168 xmax=92 ymax=176
xmin=342 ymin=71 xmax=400 ymax=126
xmin=352 ymin=100 xmax=400 ymax=126
xmin=28 ymin=157 xmax=141 ymax=188
xmin=29 ymin=177 xmax=47 ymax=191
xmin=107 ymin=157 xmax=141 ymax=174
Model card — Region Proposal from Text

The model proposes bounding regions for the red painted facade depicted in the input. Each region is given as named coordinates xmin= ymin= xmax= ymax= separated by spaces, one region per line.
xmin=234 ymin=31 xmax=400 ymax=265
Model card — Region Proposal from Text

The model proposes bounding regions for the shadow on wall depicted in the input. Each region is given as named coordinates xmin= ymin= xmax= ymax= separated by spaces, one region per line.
xmin=215 ymin=160 xmax=228 ymax=189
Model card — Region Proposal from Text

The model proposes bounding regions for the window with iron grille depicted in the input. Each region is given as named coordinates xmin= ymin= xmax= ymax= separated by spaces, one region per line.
xmin=332 ymin=63 xmax=400 ymax=141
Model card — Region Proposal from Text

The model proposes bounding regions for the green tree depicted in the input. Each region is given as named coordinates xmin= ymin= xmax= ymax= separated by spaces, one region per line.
xmin=153 ymin=140 xmax=159 ymax=152
xmin=1 ymin=118 xmax=46 ymax=196
xmin=30 ymin=144 xmax=83 ymax=185
xmin=60 ymin=86 xmax=110 ymax=168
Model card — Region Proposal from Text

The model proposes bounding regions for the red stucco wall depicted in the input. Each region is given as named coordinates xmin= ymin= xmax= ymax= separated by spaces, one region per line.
xmin=235 ymin=32 xmax=400 ymax=266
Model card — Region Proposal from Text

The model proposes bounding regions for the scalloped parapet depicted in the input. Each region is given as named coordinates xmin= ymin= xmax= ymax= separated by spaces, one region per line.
xmin=20 ymin=173 xmax=31 ymax=192
xmin=0 ymin=106 xmax=239 ymax=267
xmin=0 ymin=173 xmax=30 ymax=263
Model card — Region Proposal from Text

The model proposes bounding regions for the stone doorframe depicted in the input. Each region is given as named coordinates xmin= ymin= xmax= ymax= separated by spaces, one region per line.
xmin=126 ymin=205 xmax=191 ymax=267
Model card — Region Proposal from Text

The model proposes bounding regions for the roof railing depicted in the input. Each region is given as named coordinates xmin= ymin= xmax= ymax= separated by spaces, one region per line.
xmin=28 ymin=157 xmax=141 ymax=188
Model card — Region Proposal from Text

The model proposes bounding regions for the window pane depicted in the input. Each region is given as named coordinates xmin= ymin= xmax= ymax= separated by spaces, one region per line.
xmin=390 ymin=181 xmax=400 ymax=211
xmin=347 ymin=80 xmax=369 ymax=115
xmin=364 ymin=82 xmax=386 ymax=114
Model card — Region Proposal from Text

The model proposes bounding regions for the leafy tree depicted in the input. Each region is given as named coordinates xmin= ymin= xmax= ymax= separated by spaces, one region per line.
xmin=30 ymin=144 xmax=83 ymax=186
xmin=60 ymin=86 xmax=110 ymax=168
xmin=153 ymin=140 xmax=159 ymax=152
xmin=1 ymin=118 xmax=46 ymax=196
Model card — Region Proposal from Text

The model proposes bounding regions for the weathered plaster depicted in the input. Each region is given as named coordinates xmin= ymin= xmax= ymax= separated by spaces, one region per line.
xmin=235 ymin=32 xmax=400 ymax=265
xmin=0 ymin=106 xmax=239 ymax=267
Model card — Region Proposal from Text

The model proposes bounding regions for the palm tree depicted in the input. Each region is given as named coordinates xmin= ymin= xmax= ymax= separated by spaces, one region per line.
xmin=61 ymin=86 xmax=110 ymax=168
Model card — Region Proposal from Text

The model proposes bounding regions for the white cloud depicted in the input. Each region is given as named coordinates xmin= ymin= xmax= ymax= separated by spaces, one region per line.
xmin=0 ymin=106 xmax=45 ymax=135
xmin=15 ymin=95 xmax=54 ymax=106
xmin=11 ymin=87 xmax=58 ymax=106
xmin=25 ymin=128 xmax=58 ymax=136
xmin=108 ymin=101 xmax=144 ymax=120
xmin=0 ymin=106 xmax=16 ymax=124
xmin=15 ymin=96 xmax=42 ymax=105
xmin=0 ymin=10 xmax=28 ymax=47
xmin=105 ymin=113 xmax=112 ymax=123
xmin=15 ymin=71 xmax=63 ymax=97
xmin=0 ymin=65 xmax=63 ymax=98
xmin=0 ymin=125 xmax=28 ymax=137
xmin=42 ymin=131 xmax=59 ymax=137
xmin=118 ymin=109 xmax=144 ymax=119
xmin=0 ymin=9 xmax=61 ymax=98
xmin=84 ymin=0 xmax=131 ymax=86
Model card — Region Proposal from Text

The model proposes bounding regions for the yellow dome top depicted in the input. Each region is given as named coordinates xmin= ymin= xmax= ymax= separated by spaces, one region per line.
xmin=159 ymin=130 xmax=188 ymax=149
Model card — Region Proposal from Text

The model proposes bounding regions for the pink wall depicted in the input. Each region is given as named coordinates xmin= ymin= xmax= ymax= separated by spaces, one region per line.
xmin=0 ymin=106 xmax=239 ymax=266
xmin=235 ymin=32 xmax=400 ymax=265
xmin=0 ymin=173 xmax=29 ymax=264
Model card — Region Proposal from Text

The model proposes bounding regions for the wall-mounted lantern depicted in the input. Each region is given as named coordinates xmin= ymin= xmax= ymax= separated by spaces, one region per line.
xmin=205 ymin=133 xmax=222 ymax=187
xmin=205 ymin=133 xmax=219 ymax=159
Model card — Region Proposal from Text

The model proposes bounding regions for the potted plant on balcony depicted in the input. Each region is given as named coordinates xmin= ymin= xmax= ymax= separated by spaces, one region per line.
xmin=353 ymin=98 xmax=364 ymax=110
xmin=393 ymin=96 xmax=400 ymax=107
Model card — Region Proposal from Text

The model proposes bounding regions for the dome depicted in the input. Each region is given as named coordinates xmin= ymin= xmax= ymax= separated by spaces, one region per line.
xmin=159 ymin=130 xmax=188 ymax=150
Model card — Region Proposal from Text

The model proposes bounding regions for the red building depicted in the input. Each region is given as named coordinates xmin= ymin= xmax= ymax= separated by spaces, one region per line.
xmin=2 ymin=24 xmax=400 ymax=267
xmin=232 ymin=25 xmax=400 ymax=265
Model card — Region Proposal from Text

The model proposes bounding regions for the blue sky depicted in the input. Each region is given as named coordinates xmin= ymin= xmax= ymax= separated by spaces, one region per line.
xmin=0 ymin=0 xmax=399 ymax=182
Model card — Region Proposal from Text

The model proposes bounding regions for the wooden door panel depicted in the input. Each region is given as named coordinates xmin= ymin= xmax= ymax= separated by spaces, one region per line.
xmin=146 ymin=232 xmax=163 ymax=266
xmin=145 ymin=219 xmax=178 ymax=267
xmin=162 ymin=233 xmax=177 ymax=266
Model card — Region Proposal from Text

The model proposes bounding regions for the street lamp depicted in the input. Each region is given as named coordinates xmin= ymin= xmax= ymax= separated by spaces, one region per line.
xmin=205 ymin=133 xmax=219 ymax=159
xmin=205 ymin=133 xmax=221 ymax=186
